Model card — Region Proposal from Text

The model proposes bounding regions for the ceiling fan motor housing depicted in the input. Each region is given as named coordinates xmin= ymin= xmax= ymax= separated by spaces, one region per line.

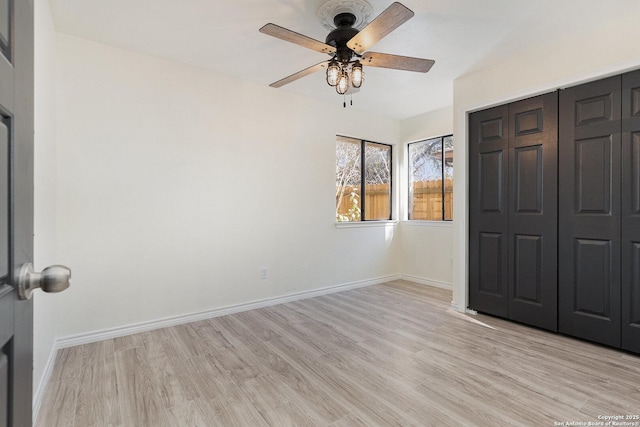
xmin=326 ymin=12 xmax=359 ymax=63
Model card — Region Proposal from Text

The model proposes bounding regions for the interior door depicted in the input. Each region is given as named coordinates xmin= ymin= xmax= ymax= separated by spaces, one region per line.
xmin=0 ymin=0 xmax=34 ymax=425
xmin=622 ymin=69 xmax=640 ymax=353
xmin=559 ymin=76 xmax=622 ymax=348
xmin=507 ymin=93 xmax=558 ymax=331
xmin=469 ymin=105 xmax=510 ymax=317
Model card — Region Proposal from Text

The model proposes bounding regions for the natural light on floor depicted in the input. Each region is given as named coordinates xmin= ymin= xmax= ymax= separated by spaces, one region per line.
xmin=446 ymin=308 xmax=496 ymax=330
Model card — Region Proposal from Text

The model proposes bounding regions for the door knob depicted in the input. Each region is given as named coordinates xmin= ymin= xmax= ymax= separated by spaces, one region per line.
xmin=17 ymin=263 xmax=71 ymax=300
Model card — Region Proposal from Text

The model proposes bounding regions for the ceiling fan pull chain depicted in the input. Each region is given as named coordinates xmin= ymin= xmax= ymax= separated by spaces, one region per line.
xmin=343 ymin=93 xmax=346 ymax=108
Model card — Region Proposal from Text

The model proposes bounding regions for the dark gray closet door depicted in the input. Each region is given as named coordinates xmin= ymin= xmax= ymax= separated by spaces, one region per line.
xmin=559 ymin=76 xmax=622 ymax=347
xmin=622 ymin=69 xmax=640 ymax=353
xmin=469 ymin=105 xmax=509 ymax=317
xmin=508 ymin=93 xmax=558 ymax=331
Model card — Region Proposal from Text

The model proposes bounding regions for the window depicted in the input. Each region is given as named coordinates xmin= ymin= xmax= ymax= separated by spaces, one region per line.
xmin=408 ymin=135 xmax=453 ymax=221
xmin=336 ymin=136 xmax=392 ymax=222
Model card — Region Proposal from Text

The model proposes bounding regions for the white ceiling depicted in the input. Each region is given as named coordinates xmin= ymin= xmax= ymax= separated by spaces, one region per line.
xmin=49 ymin=0 xmax=639 ymax=120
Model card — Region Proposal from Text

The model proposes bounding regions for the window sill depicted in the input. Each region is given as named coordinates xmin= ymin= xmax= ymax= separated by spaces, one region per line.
xmin=335 ymin=220 xmax=399 ymax=229
xmin=401 ymin=220 xmax=453 ymax=228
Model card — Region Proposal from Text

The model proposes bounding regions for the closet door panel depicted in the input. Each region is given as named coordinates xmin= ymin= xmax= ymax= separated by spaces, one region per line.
xmin=573 ymin=238 xmax=613 ymax=316
xmin=622 ymin=70 xmax=640 ymax=353
xmin=513 ymin=234 xmax=542 ymax=301
xmin=478 ymin=232 xmax=505 ymax=296
xmin=479 ymin=151 xmax=505 ymax=212
xmin=508 ymin=92 xmax=558 ymax=331
xmin=513 ymin=145 xmax=543 ymax=213
xmin=575 ymin=136 xmax=612 ymax=213
xmin=469 ymin=105 xmax=509 ymax=317
xmin=559 ymin=76 xmax=621 ymax=347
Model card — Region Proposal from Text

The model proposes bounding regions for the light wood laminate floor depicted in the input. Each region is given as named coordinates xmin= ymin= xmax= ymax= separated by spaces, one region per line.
xmin=36 ymin=281 xmax=640 ymax=426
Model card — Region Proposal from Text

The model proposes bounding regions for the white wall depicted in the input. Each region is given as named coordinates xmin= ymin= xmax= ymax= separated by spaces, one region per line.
xmin=53 ymin=34 xmax=401 ymax=338
xmin=33 ymin=0 xmax=59 ymax=406
xmin=398 ymin=106 xmax=454 ymax=288
xmin=401 ymin=106 xmax=453 ymax=145
xmin=451 ymin=2 xmax=640 ymax=311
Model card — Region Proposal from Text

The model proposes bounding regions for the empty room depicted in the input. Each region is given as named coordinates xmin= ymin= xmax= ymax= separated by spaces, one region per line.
xmin=1 ymin=0 xmax=639 ymax=426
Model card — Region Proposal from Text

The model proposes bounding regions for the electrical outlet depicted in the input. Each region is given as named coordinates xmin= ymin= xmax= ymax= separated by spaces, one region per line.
xmin=260 ymin=268 xmax=268 ymax=280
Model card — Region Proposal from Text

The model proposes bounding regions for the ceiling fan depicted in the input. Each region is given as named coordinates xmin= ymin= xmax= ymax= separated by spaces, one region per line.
xmin=259 ymin=1 xmax=434 ymax=98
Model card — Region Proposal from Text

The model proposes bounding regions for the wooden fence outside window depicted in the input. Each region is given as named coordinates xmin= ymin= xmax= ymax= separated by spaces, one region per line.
xmin=336 ymin=179 xmax=453 ymax=221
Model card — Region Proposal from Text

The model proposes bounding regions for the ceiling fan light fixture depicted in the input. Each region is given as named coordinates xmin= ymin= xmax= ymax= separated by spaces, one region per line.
xmin=336 ymin=69 xmax=350 ymax=94
xmin=351 ymin=61 xmax=364 ymax=88
xmin=326 ymin=60 xmax=341 ymax=86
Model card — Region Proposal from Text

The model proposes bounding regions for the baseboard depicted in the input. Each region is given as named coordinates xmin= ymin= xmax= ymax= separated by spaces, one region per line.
xmin=32 ymin=341 xmax=59 ymax=421
xmin=400 ymin=274 xmax=453 ymax=291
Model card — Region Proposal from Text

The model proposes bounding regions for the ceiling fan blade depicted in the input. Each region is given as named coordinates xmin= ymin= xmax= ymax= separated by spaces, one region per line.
xmin=347 ymin=2 xmax=414 ymax=54
xmin=269 ymin=61 xmax=330 ymax=88
xmin=260 ymin=23 xmax=336 ymax=55
xmin=361 ymin=52 xmax=435 ymax=73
